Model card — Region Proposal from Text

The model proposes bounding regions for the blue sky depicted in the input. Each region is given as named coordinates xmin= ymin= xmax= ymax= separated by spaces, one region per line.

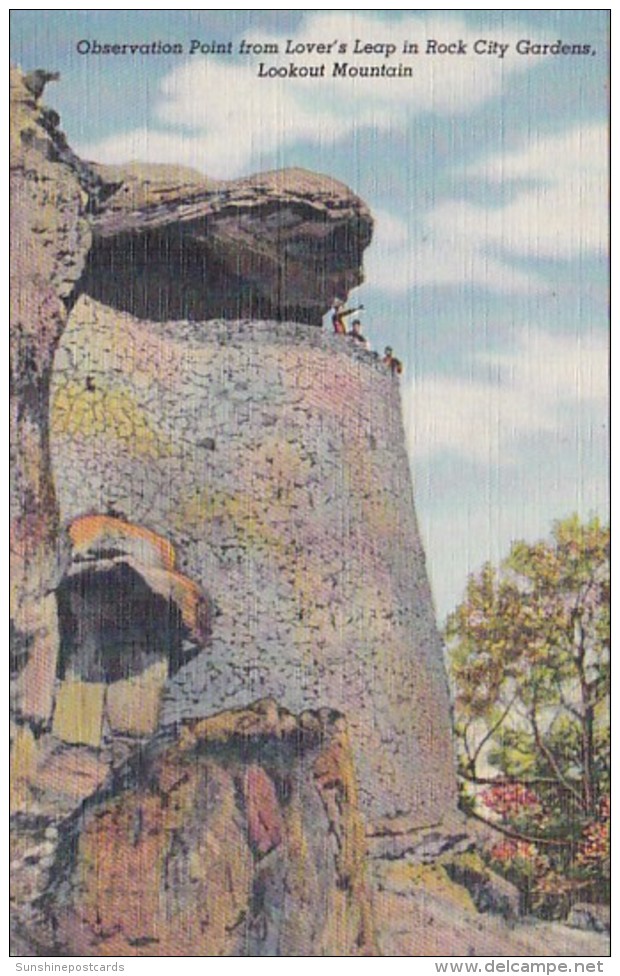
xmin=10 ymin=9 xmax=610 ymax=617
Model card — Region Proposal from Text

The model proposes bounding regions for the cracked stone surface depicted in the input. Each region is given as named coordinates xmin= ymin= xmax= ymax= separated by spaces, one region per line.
xmin=19 ymin=701 xmax=377 ymax=957
xmin=51 ymin=301 xmax=457 ymax=830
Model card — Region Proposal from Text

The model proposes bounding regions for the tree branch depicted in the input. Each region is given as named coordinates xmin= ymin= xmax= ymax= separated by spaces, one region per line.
xmin=458 ymin=771 xmax=578 ymax=791
xmin=471 ymin=694 xmax=517 ymax=769
xmin=466 ymin=808 xmax=576 ymax=849
xmin=459 ymin=716 xmax=476 ymax=768
xmin=530 ymin=709 xmax=583 ymax=807
xmin=555 ymin=680 xmax=583 ymax=721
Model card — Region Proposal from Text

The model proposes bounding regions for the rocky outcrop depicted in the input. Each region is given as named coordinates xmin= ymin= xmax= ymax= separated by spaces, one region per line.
xmin=62 ymin=514 xmax=212 ymax=659
xmin=92 ymin=161 xmax=223 ymax=209
xmin=567 ymin=903 xmax=610 ymax=935
xmin=371 ymin=855 xmax=610 ymax=957
xmin=9 ymin=67 xmax=93 ymax=725
xmin=9 ymin=71 xmax=384 ymax=958
xmin=51 ymin=306 xmax=457 ymax=831
xmin=10 ymin=516 xmax=212 ymax=840
xmin=81 ymin=164 xmax=373 ymax=325
xmin=52 ymin=516 xmax=212 ymax=746
xmin=18 ymin=701 xmax=377 ymax=957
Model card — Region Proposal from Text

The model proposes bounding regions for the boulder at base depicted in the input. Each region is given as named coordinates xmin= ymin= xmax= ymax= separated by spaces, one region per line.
xmin=42 ymin=699 xmax=377 ymax=957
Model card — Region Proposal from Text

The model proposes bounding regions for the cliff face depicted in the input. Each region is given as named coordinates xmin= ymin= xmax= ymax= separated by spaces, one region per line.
xmin=9 ymin=67 xmax=93 ymax=725
xmin=82 ymin=163 xmax=373 ymax=325
xmin=51 ymin=305 xmax=457 ymax=831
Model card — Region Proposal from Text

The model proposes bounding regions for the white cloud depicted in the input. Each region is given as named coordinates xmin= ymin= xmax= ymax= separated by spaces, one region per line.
xmin=471 ymin=124 xmax=608 ymax=185
xmin=405 ymin=325 xmax=609 ymax=615
xmin=365 ymin=209 xmax=539 ymax=294
xmin=76 ymin=11 xmax=530 ymax=178
xmin=403 ymin=327 xmax=608 ymax=463
xmin=447 ymin=124 xmax=609 ymax=259
xmin=367 ymin=123 xmax=608 ymax=294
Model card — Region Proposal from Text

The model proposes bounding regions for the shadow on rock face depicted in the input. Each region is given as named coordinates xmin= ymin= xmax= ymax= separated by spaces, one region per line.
xmin=83 ymin=166 xmax=373 ymax=325
xmin=57 ymin=561 xmax=188 ymax=683
xmin=31 ymin=515 xmax=213 ymax=749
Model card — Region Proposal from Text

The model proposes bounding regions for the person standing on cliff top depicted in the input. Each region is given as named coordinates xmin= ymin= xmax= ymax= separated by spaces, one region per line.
xmin=383 ymin=346 xmax=403 ymax=375
xmin=331 ymin=298 xmax=364 ymax=334
xmin=348 ymin=319 xmax=370 ymax=349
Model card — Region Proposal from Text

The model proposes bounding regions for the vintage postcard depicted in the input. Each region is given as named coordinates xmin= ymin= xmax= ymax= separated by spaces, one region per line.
xmin=9 ymin=8 xmax=610 ymax=960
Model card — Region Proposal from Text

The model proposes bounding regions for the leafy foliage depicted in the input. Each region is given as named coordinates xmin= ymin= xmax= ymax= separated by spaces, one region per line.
xmin=445 ymin=515 xmax=610 ymax=916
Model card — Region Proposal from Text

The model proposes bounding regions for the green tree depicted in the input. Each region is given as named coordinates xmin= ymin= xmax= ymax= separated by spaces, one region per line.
xmin=445 ymin=515 xmax=610 ymax=913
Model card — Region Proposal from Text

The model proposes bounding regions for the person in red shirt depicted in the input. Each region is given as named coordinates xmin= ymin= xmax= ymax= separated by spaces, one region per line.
xmin=383 ymin=346 xmax=403 ymax=375
xmin=331 ymin=298 xmax=364 ymax=334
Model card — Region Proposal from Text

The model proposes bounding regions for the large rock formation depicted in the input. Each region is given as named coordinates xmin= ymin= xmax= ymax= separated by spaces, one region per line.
xmin=9 ymin=67 xmax=93 ymax=725
xmin=51 ymin=305 xmax=457 ymax=832
xmin=82 ymin=162 xmax=373 ymax=325
xmin=16 ymin=700 xmax=377 ymax=957
xmin=11 ymin=63 xmax=455 ymax=842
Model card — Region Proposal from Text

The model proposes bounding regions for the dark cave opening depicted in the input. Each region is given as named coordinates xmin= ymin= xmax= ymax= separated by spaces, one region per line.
xmin=56 ymin=561 xmax=191 ymax=683
xmin=80 ymin=228 xmax=268 ymax=323
xmin=77 ymin=200 xmax=362 ymax=326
